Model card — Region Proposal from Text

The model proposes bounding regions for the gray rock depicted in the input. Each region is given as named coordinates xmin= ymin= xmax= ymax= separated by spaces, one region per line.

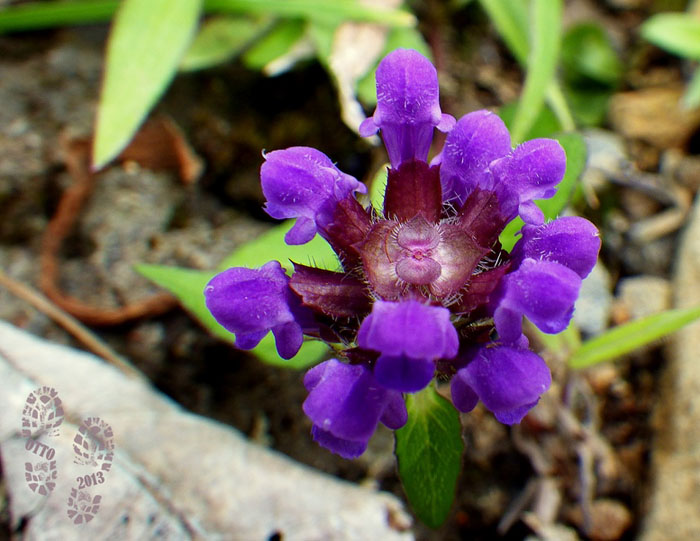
xmin=640 ymin=193 xmax=700 ymax=540
xmin=0 ymin=321 xmax=413 ymax=540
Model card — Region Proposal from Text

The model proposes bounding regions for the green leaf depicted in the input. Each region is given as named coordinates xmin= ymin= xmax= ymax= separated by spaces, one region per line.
xmin=181 ymin=16 xmax=268 ymax=71
xmin=479 ymin=0 xmax=574 ymax=132
xmin=0 ymin=0 xmax=119 ymax=34
xmin=478 ymin=0 xmax=529 ymax=64
xmin=135 ymin=263 xmax=326 ymax=369
xmin=93 ymin=0 xmax=203 ymax=170
xmin=204 ymin=0 xmax=415 ymax=27
xmin=510 ymin=0 xmax=562 ymax=143
xmin=368 ymin=164 xmax=389 ymax=212
xmin=569 ymin=306 xmax=700 ymax=369
xmin=499 ymin=131 xmax=586 ymax=252
xmin=218 ymin=220 xmax=341 ymax=273
xmin=242 ymin=19 xmax=306 ymax=71
xmin=561 ymin=23 xmax=622 ymax=87
xmin=641 ymin=13 xmax=700 ymax=61
xmin=395 ymin=385 xmax=464 ymax=528
xmin=499 ymin=102 xmax=562 ymax=140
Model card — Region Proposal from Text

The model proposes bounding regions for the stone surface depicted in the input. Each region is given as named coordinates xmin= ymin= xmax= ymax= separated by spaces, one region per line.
xmin=609 ymin=87 xmax=700 ymax=149
xmin=0 ymin=321 xmax=413 ymax=540
xmin=640 ymin=193 xmax=700 ymax=540
xmin=615 ymin=275 xmax=672 ymax=322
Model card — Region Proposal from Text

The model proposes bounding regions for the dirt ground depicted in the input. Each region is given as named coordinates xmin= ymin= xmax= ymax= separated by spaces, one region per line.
xmin=2 ymin=1 xmax=698 ymax=539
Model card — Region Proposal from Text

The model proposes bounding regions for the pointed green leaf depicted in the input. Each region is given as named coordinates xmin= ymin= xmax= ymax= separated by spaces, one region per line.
xmin=181 ymin=16 xmax=268 ymax=71
xmin=641 ymin=13 xmax=700 ymax=61
xmin=218 ymin=220 xmax=341 ymax=273
xmin=569 ymin=306 xmax=700 ymax=369
xmin=242 ymin=19 xmax=307 ymax=72
xmin=368 ymin=164 xmax=389 ymax=212
xmin=93 ymin=0 xmax=203 ymax=169
xmin=135 ymin=263 xmax=326 ymax=369
xmin=395 ymin=385 xmax=464 ymax=528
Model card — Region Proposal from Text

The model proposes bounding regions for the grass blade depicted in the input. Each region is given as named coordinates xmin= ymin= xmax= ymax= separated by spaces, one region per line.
xmin=0 ymin=0 xmax=119 ymax=34
xmin=510 ymin=0 xmax=562 ymax=143
xmin=569 ymin=306 xmax=700 ymax=369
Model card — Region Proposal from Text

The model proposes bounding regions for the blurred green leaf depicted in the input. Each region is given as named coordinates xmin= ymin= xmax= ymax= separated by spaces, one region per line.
xmin=0 ymin=0 xmax=119 ymax=34
xmin=510 ymin=0 xmax=562 ymax=143
xmin=204 ymin=0 xmax=415 ymax=27
xmin=135 ymin=263 xmax=326 ymax=369
xmin=181 ymin=16 xmax=268 ymax=71
xmin=564 ymin=86 xmax=613 ymax=127
xmin=569 ymin=306 xmax=700 ymax=369
xmin=479 ymin=0 xmax=574 ymax=132
xmin=242 ymin=19 xmax=306 ymax=71
xmin=356 ymin=25 xmax=432 ymax=105
xmin=641 ymin=13 xmax=700 ymax=60
xmin=218 ymin=220 xmax=341 ymax=273
xmin=478 ymin=0 xmax=529 ymax=64
xmin=562 ymin=23 xmax=622 ymax=87
xmin=93 ymin=0 xmax=203 ymax=169
xmin=396 ymin=385 xmax=464 ymax=528
xmin=499 ymin=102 xmax=562 ymax=140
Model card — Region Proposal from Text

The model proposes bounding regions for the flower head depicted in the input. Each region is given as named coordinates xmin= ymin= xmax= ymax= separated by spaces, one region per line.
xmin=205 ymin=49 xmax=600 ymax=458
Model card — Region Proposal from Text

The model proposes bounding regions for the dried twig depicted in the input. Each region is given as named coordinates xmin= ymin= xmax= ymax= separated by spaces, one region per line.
xmin=38 ymin=135 xmax=178 ymax=326
xmin=0 ymin=268 xmax=143 ymax=380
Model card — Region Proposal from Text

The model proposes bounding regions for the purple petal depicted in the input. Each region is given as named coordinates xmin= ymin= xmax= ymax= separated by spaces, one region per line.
xmin=380 ymin=392 xmax=408 ymax=430
xmin=456 ymin=345 xmax=551 ymax=424
xmin=358 ymin=300 xmax=458 ymax=360
xmin=494 ymin=259 xmax=582 ymax=343
xmin=511 ymin=217 xmax=601 ymax=279
xmin=363 ymin=49 xmax=454 ymax=168
xmin=490 ymin=138 xmax=566 ymax=223
xmin=302 ymin=360 xmax=387 ymax=441
xmin=374 ymin=354 xmax=436 ymax=393
xmin=311 ymin=426 xmax=367 ymax=459
xmin=440 ymin=110 xmax=512 ymax=204
xmin=204 ymin=261 xmax=306 ymax=359
xmin=450 ymin=373 xmax=479 ymax=413
xmin=261 ymin=147 xmax=366 ymax=245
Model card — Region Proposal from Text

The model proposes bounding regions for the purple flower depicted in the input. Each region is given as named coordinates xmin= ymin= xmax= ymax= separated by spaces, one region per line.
xmin=204 ymin=48 xmax=600 ymax=457
xmin=451 ymin=343 xmax=551 ymax=424
xmin=261 ymin=147 xmax=366 ymax=245
xmin=440 ymin=111 xmax=566 ymax=224
xmin=357 ymin=300 xmax=459 ymax=392
xmin=303 ymin=359 xmax=407 ymax=458
xmin=360 ymin=49 xmax=455 ymax=168
xmin=204 ymin=261 xmax=308 ymax=359
xmin=510 ymin=216 xmax=601 ymax=278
